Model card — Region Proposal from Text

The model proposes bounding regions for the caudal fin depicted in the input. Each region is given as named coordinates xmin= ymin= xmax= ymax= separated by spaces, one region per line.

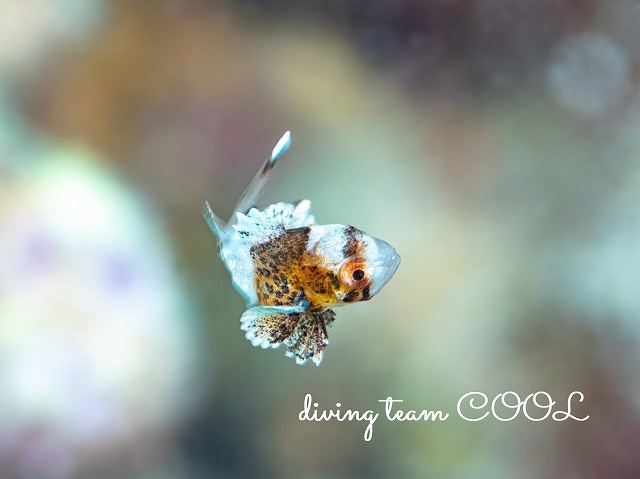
xmin=202 ymin=201 xmax=227 ymax=242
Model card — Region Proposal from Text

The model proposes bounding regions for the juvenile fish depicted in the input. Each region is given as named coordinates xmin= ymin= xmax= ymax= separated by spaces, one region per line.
xmin=203 ymin=132 xmax=400 ymax=365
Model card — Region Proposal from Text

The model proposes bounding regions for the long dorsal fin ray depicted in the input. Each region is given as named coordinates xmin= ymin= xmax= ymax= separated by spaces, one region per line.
xmin=202 ymin=131 xmax=291 ymax=242
xmin=230 ymin=131 xmax=291 ymax=222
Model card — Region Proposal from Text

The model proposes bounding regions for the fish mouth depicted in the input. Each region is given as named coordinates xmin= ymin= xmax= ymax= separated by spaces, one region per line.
xmin=367 ymin=238 xmax=401 ymax=298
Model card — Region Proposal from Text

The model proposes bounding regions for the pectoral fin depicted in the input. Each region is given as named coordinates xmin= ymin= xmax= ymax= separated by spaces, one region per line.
xmin=240 ymin=306 xmax=336 ymax=366
xmin=240 ymin=305 xmax=303 ymax=349
xmin=285 ymin=309 xmax=336 ymax=366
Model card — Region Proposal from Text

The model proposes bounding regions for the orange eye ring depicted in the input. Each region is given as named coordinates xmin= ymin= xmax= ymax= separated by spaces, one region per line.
xmin=339 ymin=260 xmax=371 ymax=290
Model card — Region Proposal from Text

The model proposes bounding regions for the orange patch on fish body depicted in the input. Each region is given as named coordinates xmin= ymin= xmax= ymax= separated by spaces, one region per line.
xmin=251 ymin=226 xmax=366 ymax=309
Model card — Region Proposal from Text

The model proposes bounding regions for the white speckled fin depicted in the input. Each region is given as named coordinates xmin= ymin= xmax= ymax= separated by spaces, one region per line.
xmin=278 ymin=200 xmax=316 ymax=229
xmin=240 ymin=305 xmax=305 ymax=349
xmin=285 ymin=310 xmax=336 ymax=366
xmin=231 ymin=131 xmax=291 ymax=220
xmin=232 ymin=200 xmax=316 ymax=244
xmin=241 ymin=307 xmax=335 ymax=365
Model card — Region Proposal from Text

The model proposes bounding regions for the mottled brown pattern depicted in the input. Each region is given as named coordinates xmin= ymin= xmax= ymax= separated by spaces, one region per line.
xmin=262 ymin=158 xmax=277 ymax=174
xmin=250 ymin=226 xmax=371 ymax=310
xmin=250 ymin=310 xmax=301 ymax=345
xmin=251 ymin=227 xmax=309 ymax=306
xmin=342 ymin=226 xmax=360 ymax=257
xmin=252 ymin=227 xmax=338 ymax=309
xmin=361 ymin=285 xmax=370 ymax=300
xmin=343 ymin=290 xmax=360 ymax=303
xmin=285 ymin=310 xmax=336 ymax=364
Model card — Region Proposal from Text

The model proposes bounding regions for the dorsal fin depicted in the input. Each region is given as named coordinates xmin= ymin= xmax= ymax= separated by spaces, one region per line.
xmin=230 ymin=131 xmax=291 ymax=221
xmin=202 ymin=131 xmax=291 ymax=242
xmin=232 ymin=200 xmax=316 ymax=244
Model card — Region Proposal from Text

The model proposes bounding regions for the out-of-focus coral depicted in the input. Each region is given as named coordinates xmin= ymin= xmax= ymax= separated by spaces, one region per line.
xmin=0 ymin=0 xmax=103 ymax=81
xmin=0 ymin=151 xmax=199 ymax=478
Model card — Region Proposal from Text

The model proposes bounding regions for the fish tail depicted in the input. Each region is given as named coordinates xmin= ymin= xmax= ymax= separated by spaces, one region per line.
xmin=230 ymin=131 xmax=291 ymax=221
xmin=202 ymin=201 xmax=228 ymax=242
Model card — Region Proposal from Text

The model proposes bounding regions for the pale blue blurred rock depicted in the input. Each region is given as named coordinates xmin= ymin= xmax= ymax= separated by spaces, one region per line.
xmin=0 ymin=149 xmax=200 ymax=476
xmin=548 ymin=33 xmax=630 ymax=120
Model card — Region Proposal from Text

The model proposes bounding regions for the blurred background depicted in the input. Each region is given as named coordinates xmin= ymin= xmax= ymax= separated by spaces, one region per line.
xmin=1 ymin=0 xmax=639 ymax=477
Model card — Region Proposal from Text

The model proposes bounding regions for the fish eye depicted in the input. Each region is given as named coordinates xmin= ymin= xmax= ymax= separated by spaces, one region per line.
xmin=339 ymin=260 xmax=370 ymax=289
xmin=352 ymin=269 xmax=365 ymax=281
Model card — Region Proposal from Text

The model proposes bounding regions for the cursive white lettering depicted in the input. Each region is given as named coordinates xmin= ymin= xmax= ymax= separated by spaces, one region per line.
xmin=378 ymin=397 xmax=449 ymax=421
xmin=298 ymin=394 xmax=379 ymax=441
xmin=457 ymin=391 xmax=589 ymax=422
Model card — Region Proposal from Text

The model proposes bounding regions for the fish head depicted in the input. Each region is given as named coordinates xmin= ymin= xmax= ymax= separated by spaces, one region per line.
xmin=307 ymin=225 xmax=401 ymax=306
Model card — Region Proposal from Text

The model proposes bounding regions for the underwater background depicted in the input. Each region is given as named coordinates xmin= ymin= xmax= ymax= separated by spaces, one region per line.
xmin=1 ymin=1 xmax=640 ymax=478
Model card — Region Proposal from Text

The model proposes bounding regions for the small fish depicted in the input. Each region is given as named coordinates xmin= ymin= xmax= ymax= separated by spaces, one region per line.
xmin=203 ymin=131 xmax=400 ymax=365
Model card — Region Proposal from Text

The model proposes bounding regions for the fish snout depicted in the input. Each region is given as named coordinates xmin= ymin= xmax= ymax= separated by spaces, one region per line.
xmin=367 ymin=238 xmax=401 ymax=297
